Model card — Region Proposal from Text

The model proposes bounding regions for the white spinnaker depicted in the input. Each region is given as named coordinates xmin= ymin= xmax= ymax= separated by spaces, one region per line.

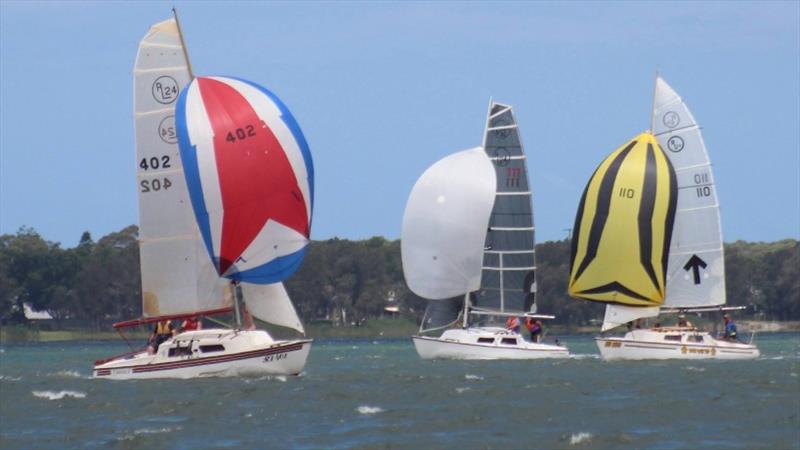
xmin=602 ymin=305 xmax=661 ymax=331
xmin=135 ymin=19 xmax=229 ymax=316
xmin=652 ymin=76 xmax=725 ymax=308
xmin=241 ymin=283 xmax=305 ymax=334
xmin=401 ymin=147 xmax=497 ymax=300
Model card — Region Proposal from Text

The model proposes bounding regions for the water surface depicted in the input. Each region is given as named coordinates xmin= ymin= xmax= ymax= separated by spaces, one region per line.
xmin=1 ymin=333 xmax=798 ymax=449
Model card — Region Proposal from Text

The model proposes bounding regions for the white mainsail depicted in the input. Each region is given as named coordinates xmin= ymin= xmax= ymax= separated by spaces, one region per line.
xmin=401 ymin=147 xmax=497 ymax=300
xmin=241 ymin=283 xmax=305 ymax=334
xmin=134 ymin=18 xmax=229 ymax=317
xmin=601 ymin=76 xmax=727 ymax=331
xmin=652 ymin=76 xmax=726 ymax=309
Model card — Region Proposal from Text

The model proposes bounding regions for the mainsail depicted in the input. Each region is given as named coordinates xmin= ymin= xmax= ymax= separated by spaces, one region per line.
xmin=653 ymin=76 xmax=726 ymax=309
xmin=474 ymin=102 xmax=538 ymax=316
xmin=569 ymin=132 xmax=678 ymax=307
xmin=175 ymin=76 xmax=314 ymax=284
xmin=134 ymin=18 xmax=230 ymax=318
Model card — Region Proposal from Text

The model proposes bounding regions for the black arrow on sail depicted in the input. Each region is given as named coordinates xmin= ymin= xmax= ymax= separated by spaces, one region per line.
xmin=683 ymin=254 xmax=708 ymax=285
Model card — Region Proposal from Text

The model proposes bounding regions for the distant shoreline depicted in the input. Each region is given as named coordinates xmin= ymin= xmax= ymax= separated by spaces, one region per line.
xmin=2 ymin=319 xmax=798 ymax=343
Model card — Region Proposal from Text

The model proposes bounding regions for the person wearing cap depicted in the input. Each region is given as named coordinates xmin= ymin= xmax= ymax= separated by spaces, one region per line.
xmin=722 ymin=314 xmax=738 ymax=341
xmin=677 ymin=314 xmax=692 ymax=328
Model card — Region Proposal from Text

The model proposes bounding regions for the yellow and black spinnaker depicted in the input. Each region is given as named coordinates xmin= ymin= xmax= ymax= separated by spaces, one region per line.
xmin=569 ymin=132 xmax=677 ymax=306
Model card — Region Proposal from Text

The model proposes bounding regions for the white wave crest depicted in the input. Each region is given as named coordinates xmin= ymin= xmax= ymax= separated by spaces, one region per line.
xmin=357 ymin=405 xmax=384 ymax=415
xmin=465 ymin=374 xmax=484 ymax=381
xmin=455 ymin=387 xmax=471 ymax=394
xmin=790 ymin=372 xmax=798 ymax=377
xmin=50 ymin=370 xmax=83 ymax=378
xmin=569 ymin=432 xmax=593 ymax=445
xmin=569 ymin=354 xmax=601 ymax=360
xmin=0 ymin=375 xmax=21 ymax=381
xmin=118 ymin=426 xmax=180 ymax=441
xmin=32 ymin=390 xmax=86 ymax=400
xmin=685 ymin=366 xmax=706 ymax=372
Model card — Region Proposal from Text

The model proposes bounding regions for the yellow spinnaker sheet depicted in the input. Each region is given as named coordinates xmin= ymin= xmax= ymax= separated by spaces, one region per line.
xmin=569 ymin=133 xmax=677 ymax=306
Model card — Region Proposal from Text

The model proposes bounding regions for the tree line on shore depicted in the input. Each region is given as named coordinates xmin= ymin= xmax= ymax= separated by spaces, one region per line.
xmin=1 ymin=226 xmax=798 ymax=330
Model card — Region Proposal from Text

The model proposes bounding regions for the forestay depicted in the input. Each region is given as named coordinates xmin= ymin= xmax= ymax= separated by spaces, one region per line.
xmin=401 ymin=147 xmax=497 ymax=300
xmin=569 ymin=133 xmax=677 ymax=307
xmin=176 ymin=76 xmax=314 ymax=284
xmin=652 ymin=76 xmax=726 ymax=308
xmin=134 ymin=19 xmax=230 ymax=317
xmin=475 ymin=102 xmax=538 ymax=315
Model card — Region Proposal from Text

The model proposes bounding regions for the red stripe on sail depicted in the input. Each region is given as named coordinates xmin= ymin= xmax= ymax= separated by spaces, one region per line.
xmin=197 ymin=78 xmax=309 ymax=275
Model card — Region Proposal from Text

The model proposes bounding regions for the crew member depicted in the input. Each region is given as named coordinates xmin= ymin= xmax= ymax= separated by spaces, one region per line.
xmin=526 ymin=317 xmax=543 ymax=342
xmin=506 ymin=316 xmax=520 ymax=334
xmin=148 ymin=319 xmax=175 ymax=354
xmin=722 ymin=314 xmax=738 ymax=341
xmin=181 ymin=316 xmax=202 ymax=333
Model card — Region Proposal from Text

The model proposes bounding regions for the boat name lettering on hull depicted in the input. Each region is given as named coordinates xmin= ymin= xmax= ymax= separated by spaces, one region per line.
xmin=264 ymin=352 xmax=288 ymax=363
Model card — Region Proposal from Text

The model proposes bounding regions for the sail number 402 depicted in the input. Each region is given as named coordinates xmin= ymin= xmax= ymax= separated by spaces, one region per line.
xmin=140 ymin=156 xmax=171 ymax=171
xmin=140 ymin=178 xmax=172 ymax=193
xmin=226 ymin=125 xmax=256 ymax=143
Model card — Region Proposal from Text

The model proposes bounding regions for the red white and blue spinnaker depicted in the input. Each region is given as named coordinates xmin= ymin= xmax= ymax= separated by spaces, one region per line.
xmin=176 ymin=76 xmax=313 ymax=284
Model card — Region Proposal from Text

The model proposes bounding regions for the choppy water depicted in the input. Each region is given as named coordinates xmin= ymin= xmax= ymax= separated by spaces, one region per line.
xmin=1 ymin=333 xmax=798 ymax=449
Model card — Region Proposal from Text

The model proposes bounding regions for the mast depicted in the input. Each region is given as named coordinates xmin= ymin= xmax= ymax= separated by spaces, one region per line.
xmin=650 ymin=70 xmax=659 ymax=133
xmin=232 ymin=281 xmax=242 ymax=328
xmin=462 ymin=293 xmax=470 ymax=328
xmin=172 ymin=8 xmax=195 ymax=80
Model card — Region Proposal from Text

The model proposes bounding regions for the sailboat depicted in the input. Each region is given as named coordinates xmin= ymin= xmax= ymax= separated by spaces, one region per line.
xmin=93 ymin=14 xmax=313 ymax=379
xmin=568 ymin=76 xmax=759 ymax=360
xmin=402 ymin=101 xmax=569 ymax=360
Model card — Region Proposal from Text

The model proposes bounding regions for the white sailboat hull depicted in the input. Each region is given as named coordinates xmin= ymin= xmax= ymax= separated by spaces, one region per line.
xmin=596 ymin=328 xmax=759 ymax=360
xmin=412 ymin=327 xmax=569 ymax=360
xmin=93 ymin=329 xmax=311 ymax=379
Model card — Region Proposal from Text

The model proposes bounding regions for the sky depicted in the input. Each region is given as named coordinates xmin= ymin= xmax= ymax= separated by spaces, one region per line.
xmin=1 ymin=1 xmax=798 ymax=248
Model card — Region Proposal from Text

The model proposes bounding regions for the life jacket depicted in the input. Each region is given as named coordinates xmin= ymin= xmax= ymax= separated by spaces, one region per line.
xmin=156 ymin=321 xmax=172 ymax=335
